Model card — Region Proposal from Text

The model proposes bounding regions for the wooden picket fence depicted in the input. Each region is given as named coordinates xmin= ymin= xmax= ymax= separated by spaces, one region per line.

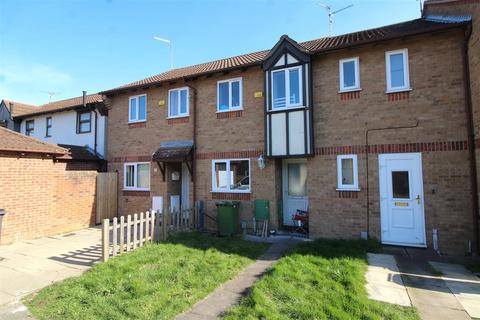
xmin=102 ymin=206 xmax=200 ymax=262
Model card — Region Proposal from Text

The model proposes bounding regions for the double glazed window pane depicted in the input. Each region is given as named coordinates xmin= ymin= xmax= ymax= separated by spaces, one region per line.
xmin=169 ymin=89 xmax=188 ymax=116
xmin=214 ymin=162 xmax=228 ymax=189
xmin=289 ymin=69 xmax=300 ymax=105
xmin=126 ymin=165 xmax=135 ymax=187
xmin=231 ymin=81 xmax=240 ymax=108
xmin=138 ymin=96 xmax=146 ymax=121
xmin=169 ymin=90 xmax=179 ymax=116
xmin=288 ymin=163 xmax=307 ymax=197
xmin=137 ymin=164 xmax=150 ymax=189
xmin=392 ymin=171 xmax=409 ymax=199
xmin=390 ymin=53 xmax=405 ymax=88
xmin=129 ymin=98 xmax=137 ymax=120
xmin=341 ymin=158 xmax=354 ymax=185
xmin=218 ymin=82 xmax=229 ymax=111
xmin=79 ymin=122 xmax=90 ymax=133
xmin=343 ymin=61 xmax=356 ymax=88
xmin=180 ymin=90 xmax=188 ymax=114
xmin=272 ymin=71 xmax=286 ymax=108
xmin=230 ymin=160 xmax=249 ymax=191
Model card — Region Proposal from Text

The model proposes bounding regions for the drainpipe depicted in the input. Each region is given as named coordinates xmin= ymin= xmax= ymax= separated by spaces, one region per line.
xmin=0 ymin=209 xmax=5 ymax=245
xmin=365 ymin=121 xmax=419 ymax=238
xmin=461 ymin=23 xmax=479 ymax=255
xmin=83 ymin=91 xmax=98 ymax=156
xmin=187 ymin=85 xmax=197 ymax=208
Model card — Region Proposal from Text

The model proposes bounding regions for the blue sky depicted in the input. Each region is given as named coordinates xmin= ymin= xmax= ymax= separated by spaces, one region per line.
xmin=0 ymin=0 xmax=421 ymax=105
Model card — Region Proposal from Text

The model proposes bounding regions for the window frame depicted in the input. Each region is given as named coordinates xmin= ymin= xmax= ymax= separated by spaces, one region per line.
xmin=339 ymin=57 xmax=361 ymax=92
xmin=168 ymin=87 xmax=189 ymax=118
xmin=211 ymin=158 xmax=251 ymax=193
xmin=216 ymin=77 xmax=243 ymax=112
xmin=385 ymin=48 xmax=411 ymax=93
xmin=77 ymin=110 xmax=92 ymax=134
xmin=128 ymin=94 xmax=147 ymax=123
xmin=270 ymin=65 xmax=303 ymax=110
xmin=336 ymin=154 xmax=359 ymax=191
xmin=123 ymin=162 xmax=151 ymax=191
xmin=25 ymin=120 xmax=34 ymax=136
xmin=45 ymin=117 xmax=52 ymax=137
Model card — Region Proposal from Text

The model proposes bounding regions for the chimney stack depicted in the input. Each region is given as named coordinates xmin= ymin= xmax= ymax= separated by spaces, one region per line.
xmin=82 ymin=91 xmax=87 ymax=107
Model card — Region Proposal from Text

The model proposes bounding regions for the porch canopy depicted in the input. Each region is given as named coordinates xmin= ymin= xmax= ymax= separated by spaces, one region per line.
xmin=152 ymin=140 xmax=193 ymax=181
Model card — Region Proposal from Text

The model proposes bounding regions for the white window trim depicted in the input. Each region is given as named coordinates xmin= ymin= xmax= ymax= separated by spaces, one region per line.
xmin=336 ymin=154 xmax=360 ymax=191
xmin=270 ymin=65 xmax=303 ymax=110
xmin=216 ymin=77 xmax=243 ymax=112
xmin=128 ymin=94 xmax=147 ymax=123
xmin=211 ymin=159 xmax=251 ymax=193
xmin=339 ymin=57 xmax=361 ymax=92
xmin=123 ymin=162 xmax=151 ymax=191
xmin=385 ymin=49 xmax=411 ymax=93
xmin=168 ymin=87 xmax=190 ymax=118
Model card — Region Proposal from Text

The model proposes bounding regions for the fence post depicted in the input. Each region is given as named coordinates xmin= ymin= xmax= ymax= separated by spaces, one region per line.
xmin=133 ymin=213 xmax=138 ymax=249
xmin=126 ymin=214 xmax=131 ymax=252
xmin=139 ymin=212 xmax=144 ymax=247
xmin=102 ymin=219 xmax=109 ymax=262
xmin=189 ymin=209 xmax=193 ymax=230
xmin=162 ymin=210 xmax=168 ymax=241
xmin=119 ymin=216 xmax=125 ymax=255
xmin=112 ymin=217 xmax=118 ymax=256
xmin=150 ymin=211 xmax=155 ymax=242
xmin=145 ymin=211 xmax=150 ymax=243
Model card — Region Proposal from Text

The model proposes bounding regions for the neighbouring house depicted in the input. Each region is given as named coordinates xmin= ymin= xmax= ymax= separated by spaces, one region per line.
xmin=98 ymin=1 xmax=479 ymax=256
xmin=0 ymin=99 xmax=38 ymax=131
xmin=10 ymin=93 xmax=108 ymax=170
xmin=0 ymin=126 xmax=98 ymax=245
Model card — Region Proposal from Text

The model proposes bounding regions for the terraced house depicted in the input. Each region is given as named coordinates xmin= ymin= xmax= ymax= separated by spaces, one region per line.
xmin=101 ymin=0 xmax=480 ymax=255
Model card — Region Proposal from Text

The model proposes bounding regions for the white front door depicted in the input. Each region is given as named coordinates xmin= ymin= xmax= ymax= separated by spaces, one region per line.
xmin=379 ymin=153 xmax=426 ymax=247
xmin=181 ymin=163 xmax=190 ymax=210
xmin=282 ymin=159 xmax=308 ymax=226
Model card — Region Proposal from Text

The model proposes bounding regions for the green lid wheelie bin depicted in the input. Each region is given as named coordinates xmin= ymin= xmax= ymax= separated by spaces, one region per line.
xmin=216 ymin=201 xmax=240 ymax=236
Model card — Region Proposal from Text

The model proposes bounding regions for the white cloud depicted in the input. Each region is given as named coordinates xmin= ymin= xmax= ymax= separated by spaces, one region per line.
xmin=0 ymin=57 xmax=73 ymax=104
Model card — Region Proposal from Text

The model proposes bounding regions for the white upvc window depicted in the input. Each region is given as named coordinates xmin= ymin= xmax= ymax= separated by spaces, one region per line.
xmin=217 ymin=78 xmax=243 ymax=112
xmin=212 ymin=159 xmax=251 ymax=193
xmin=337 ymin=154 xmax=359 ymax=191
xmin=385 ymin=49 xmax=411 ymax=92
xmin=124 ymin=162 xmax=150 ymax=191
xmin=271 ymin=65 xmax=303 ymax=109
xmin=168 ymin=87 xmax=189 ymax=118
xmin=339 ymin=57 xmax=360 ymax=92
xmin=129 ymin=94 xmax=147 ymax=123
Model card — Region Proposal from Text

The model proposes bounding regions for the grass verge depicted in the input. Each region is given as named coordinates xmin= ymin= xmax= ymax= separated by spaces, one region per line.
xmin=224 ymin=239 xmax=419 ymax=320
xmin=26 ymin=232 xmax=269 ymax=320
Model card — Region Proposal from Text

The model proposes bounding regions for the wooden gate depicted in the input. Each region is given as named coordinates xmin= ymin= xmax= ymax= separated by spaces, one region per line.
xmin=96 ymin=172 xmax=118 ymax=224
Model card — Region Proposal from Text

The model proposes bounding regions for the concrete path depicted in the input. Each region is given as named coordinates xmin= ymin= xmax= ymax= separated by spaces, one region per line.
xmin=430 ymin=262 xmax=480 ymax=319
xmin=398 ymin=258 xmax=470 ymax=320
xmin=0 ymin=227 xmax=102 ymax=319
xmin=365 ymin=253 xmax=411 ymax=306
xmin=176 ymin=240 xmax=297 ymax=320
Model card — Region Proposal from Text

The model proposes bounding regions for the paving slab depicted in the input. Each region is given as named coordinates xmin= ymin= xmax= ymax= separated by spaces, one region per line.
xmin=365 ymin=253 xmax=411 ymax=307
xmin=430 ymin=261 xmax=480 ymax=319
xmin=176 ymin=240 xmax=298 ymax=320
xmin=0 ymin=227 xmax=102 ymax=319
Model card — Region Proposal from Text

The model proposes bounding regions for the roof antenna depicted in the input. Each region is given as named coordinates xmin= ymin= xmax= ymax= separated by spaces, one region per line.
xmin=153 ymin=36 xmax=174 ymax=70
xmin=417 ymin=0 xmax=424 ymax=16
xmin=318 ymin=2 xmax=354 ymax=36
xmin=41 ymin=91 xmax=60 ymax=102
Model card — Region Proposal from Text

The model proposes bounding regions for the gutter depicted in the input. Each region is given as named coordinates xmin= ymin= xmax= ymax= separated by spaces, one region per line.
xmin=461 ymin=23 xmax=479 ymax=254
xmin=187 ymin=85 xmax=198 ymax=207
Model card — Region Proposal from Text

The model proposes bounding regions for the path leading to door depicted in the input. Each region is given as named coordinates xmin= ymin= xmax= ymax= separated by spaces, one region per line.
xmin=176 ymin=239 xmax=298 ymax=320
xmin=0 ymin=227 xmax=102 ymax=319
xmin=368 ymin=247 xmax=480 ymax=320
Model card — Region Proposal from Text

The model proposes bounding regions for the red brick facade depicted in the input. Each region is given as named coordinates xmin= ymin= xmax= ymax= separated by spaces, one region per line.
xmin=105 ymin=13 xmax=479 ymax=255
xmin=0 ymin=154 xmax=97 ymax=244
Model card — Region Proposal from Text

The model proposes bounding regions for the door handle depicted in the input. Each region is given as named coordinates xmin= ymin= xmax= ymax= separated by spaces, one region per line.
xmin=415 ymin=195 xmax=421 ymax=204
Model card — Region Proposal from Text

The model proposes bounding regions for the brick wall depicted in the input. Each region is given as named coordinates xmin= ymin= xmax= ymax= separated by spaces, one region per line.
xmin=0 ymin=154 xmax=97 ymax=244
xmin=106 ymin=28 xmax=474 ymax=254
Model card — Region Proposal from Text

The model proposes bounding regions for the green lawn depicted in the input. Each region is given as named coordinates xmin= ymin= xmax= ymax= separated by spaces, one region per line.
xmin=26 ymin=232 xmax=269 ymax=320
xmin=224 ymin=239 xmax=419 ymax=320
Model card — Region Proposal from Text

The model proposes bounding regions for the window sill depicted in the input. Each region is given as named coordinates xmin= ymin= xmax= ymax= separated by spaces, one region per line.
xmin=336 ymin=188 xmax=360 ymax=192
xmin=216 ymin=108 xmax=243 ymax=113
xmin=268 ymin=105 xmax=305 ymax=112
xmin=123 ymin=188 xmax=150 ymax=192
xmin=386 ymin=88 xmax=412 ymax=94
xmin=76 ymin=131 xmax=91 ymax=134
xmin=128 ymin=120 xmax=146 ymax=124
xmin=167 ymin=115 xmax=189 ymax=119
xmin=211 ymin=190 xmax=251 ymax=194
xmin=338 ymin=88 xmax=362 ymax=94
